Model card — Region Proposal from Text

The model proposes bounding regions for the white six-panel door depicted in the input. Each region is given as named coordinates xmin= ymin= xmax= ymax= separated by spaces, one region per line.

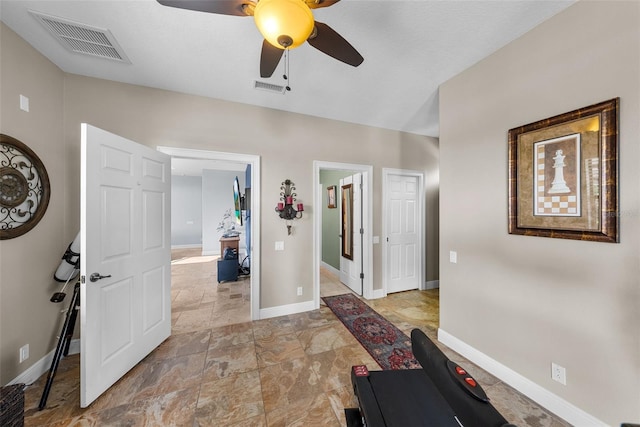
xmin=80 ymin=124 xmax=171 ymax=407
xmin=385 ymin=172 xmax=422 ymax=294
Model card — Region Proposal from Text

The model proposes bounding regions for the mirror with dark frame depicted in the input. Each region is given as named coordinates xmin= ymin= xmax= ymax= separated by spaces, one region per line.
xmin=341 ymin=183 xmax=353 ymax=260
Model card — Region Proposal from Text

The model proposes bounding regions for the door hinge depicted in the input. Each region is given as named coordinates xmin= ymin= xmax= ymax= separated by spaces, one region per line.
xmin=360 ymin=228 xmax=364 ymax=234
xmin=360 ymin=273 xmax=365 ymax=279
xmin=81 ymin=275 xmax=86 ymax=284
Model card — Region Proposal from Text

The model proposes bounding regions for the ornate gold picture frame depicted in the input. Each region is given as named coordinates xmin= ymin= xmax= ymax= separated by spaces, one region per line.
xmin=508 ymin=98 xmax=619 ymax=242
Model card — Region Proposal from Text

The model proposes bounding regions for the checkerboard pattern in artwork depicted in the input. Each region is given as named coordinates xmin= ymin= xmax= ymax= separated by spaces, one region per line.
xmin=536 ymin=145 xmax=578 ymax=215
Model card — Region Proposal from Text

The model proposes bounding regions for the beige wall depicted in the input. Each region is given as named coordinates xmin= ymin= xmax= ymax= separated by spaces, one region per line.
xmin=61 ymin=75 xmax=440 ymax=308
xmin=0 ymin=22 xmax=439 ymax=383
xmin=439 ymin=1 xmax=639 ymax=425
xmin=0 ymin=25 xmax=68 ymax=384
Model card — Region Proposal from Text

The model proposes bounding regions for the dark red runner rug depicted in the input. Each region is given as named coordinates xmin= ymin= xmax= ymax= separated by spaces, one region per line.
xmin=322 ymin=293 xmax=420 ymax=370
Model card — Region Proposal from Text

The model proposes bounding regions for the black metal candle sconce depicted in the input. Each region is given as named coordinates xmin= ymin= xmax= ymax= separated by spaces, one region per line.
xmin=275 ymin=179 xmax=304 ymax=235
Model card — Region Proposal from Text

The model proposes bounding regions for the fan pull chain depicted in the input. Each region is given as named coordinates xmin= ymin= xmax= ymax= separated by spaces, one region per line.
xmin=283 ymin=48 xmax=291 ymax=92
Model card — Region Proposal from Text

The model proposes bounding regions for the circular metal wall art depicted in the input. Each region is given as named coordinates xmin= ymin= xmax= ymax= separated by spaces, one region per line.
xmin=0 ymin=134 xmax=51 ymax=240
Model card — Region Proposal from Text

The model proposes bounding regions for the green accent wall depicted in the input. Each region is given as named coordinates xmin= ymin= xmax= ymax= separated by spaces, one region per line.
xmin=319 ymin=170 xmax=353 ymax=270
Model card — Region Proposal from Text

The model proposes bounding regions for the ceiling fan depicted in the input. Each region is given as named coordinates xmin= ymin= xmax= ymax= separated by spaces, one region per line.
xmin=157 ymin=0 xmax=364 ymax=78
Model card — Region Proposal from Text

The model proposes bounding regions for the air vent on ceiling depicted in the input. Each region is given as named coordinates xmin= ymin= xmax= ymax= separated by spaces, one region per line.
xmin=254 ymin=80 xmax=286 ymax=94
xmin=29 ymin=10 xmax=130 ymax=63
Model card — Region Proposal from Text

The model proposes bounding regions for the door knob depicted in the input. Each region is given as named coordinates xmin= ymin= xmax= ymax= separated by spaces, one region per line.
xmin=89 ymin=273 xmax=112 ymax=282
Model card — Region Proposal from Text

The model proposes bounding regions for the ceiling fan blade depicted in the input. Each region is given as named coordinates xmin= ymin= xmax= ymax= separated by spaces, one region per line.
xmin=156 ymin=0 xmax=253 ymax=17
xmin=260 ymin=40 xmax=285 ymax=78
xmin=307 ymin=22 xmax=363 ymax=67
xmin=305 ymin=0 xmax=340 ymax=9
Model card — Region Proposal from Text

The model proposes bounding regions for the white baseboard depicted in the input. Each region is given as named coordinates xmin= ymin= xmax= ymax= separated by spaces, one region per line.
xmin=9 ymin=339 xmax=80 ymax=386
xmin=437 ymin=329 xmax=606 ymax=427
xmin=170 ymin=244 xmax=202 ymax=249
xmin=201 ymin=250 xmax=219 ymax=256
xmin=321 ymin=261 xmax=340 ymax=278
xmin=370 ymin=288 xmax=385 ymax=299
xmin=424 ymin=280 xmax=440 ymax=290
xmin=259 ymin=300 xmax=316 ymax=319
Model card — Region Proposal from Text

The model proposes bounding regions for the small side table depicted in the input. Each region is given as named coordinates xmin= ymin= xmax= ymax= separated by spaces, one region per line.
xmin=219 ymin=236 xmax=240 ymax=256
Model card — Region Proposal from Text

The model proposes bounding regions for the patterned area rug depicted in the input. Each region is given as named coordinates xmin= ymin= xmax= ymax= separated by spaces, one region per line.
xmin=322 ymin=294 xmax=420 ymax=370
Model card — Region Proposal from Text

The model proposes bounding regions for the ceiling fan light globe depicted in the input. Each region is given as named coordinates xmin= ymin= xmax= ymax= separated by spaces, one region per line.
xmin=254 ymin=0 xmax=314 ymax=49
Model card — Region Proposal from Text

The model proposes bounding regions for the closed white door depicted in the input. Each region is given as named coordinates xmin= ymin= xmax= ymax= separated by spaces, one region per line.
xmin=339 ymin=173 xmax=362 ymax=294
xmin=386 ymin=173 xmax=421 ymax=293
xmin=80 ymin=124 xmax=171 ymax=407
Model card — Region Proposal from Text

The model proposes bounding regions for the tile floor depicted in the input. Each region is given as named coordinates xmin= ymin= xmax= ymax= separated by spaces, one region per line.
xmin=22 ymin=248 xmax=570 ymax=426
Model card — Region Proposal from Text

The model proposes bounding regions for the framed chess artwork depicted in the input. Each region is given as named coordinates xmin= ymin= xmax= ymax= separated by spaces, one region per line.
xmin=508 ymin=98 xmax=619 ymax=243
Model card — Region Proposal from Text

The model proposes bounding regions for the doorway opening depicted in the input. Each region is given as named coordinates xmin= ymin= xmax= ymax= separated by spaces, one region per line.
xmin=158 ymin=146 xmax=261 ymax=320
xmin=313 ymin=161 xmax=373 ymax=307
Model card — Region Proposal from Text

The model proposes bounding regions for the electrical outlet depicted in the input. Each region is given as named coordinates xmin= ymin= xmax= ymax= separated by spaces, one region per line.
xmin=449 ymin=250 xmax=457 ymax=263
xmin=19 ymin=344 xmax=29 ymax=363
xmin=297 ymin=286 xmax=303 ymax=296
xmin=275 ymin=241 xmax=284 ymax=251
xmin=551 ymin=362 xmax=566 ymax=385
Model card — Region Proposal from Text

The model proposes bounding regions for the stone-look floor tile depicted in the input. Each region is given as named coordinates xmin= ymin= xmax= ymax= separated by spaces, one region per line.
xmin=310 ymin=346 xmax=378 ymax=392
xmin=195 ymin=370 xmax=264 ymax=426
xmin=171 ymin=310 xmax=181 ymax=325
xmin=172 ymin=307 xmax=213 ymax=333
xmin=172 ymin=289 xmax=205 ymax=312
xmin=326 ymin=385 xmax=360 ymax=426
xmin=203 ymin=341 xmax=258 ymax=381
xmin=227 ymin=305 xmax=252 ymax=325
xmin=209 ymin=322 xmax=254 ymax=350
xmin=255 ymin=333 xmax=306 ymax=367
xmin=297 ymin=323 xmax=354 ymax=355
xmin=259 ymin=356 xmax=321 ymax=413
xmin=264 ymin=393 xmax=341 ymax=427
xmin=289 ymin=307 xmax=341 ymax=332
xmin=56 ymin=359 xmax=148 ymax=417
xmin=486 ymin=382 xmax=572 ymax=427
xmin=195 ymin=413 xmax=267 ymax=427
xmin=145 ymin=329 xmax=211 ymax=362
xmin=88 ymin=386 xmax=198 ymax=427
xmin=23 ymin=254 xmax=569 ymax=427
xmin=130 ymin=352 xmax=207 ymax=403
xmin=210 ymin=312 xmax=232 ymax=328
xmin=23 ymin=361 xmax=83 ymax=426
xmin=252 ymin=315 xmax=295 ymax=340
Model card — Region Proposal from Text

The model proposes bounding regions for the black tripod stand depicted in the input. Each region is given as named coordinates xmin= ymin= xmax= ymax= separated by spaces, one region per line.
xmin=38 ymin=281 xmax=80 ymax=410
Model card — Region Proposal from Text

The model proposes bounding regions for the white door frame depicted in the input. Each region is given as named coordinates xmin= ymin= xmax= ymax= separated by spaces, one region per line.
xmin=313 ymin=161 xmax=373 ymax=305
xmin=158 ymin=146 xmax=261 ymax=320
xmin=382 ymin=168 xmax=425 ymax=296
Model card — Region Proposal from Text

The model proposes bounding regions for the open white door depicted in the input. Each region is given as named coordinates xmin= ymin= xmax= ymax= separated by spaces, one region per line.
xmin=339 ymin=173 xmax=363 ymax=295
xmin=80 ymin=124 xmax=171 ymax=407
xmin=385 ymin=172 xmax=422 ymax=294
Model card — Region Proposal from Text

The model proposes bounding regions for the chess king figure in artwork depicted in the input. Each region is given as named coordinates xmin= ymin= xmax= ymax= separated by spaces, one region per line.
xmin=549 ymin=149 xmax=571 ymax=194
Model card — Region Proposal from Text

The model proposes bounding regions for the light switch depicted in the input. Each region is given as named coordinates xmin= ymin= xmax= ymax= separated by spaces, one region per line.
xmin=20 ymin=95 xmax=29 ymax=112
xmin=449 ymin=251 xmax=457 ymax=264
xmin=275 ymin=241 xmax=284 ymax=251
xmin=373 ymin=236 xmax=380 ymax=244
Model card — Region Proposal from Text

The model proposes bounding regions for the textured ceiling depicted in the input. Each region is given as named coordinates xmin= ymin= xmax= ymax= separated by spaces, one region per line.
xmin=1 ymin=0 xmax=574 ymax=137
